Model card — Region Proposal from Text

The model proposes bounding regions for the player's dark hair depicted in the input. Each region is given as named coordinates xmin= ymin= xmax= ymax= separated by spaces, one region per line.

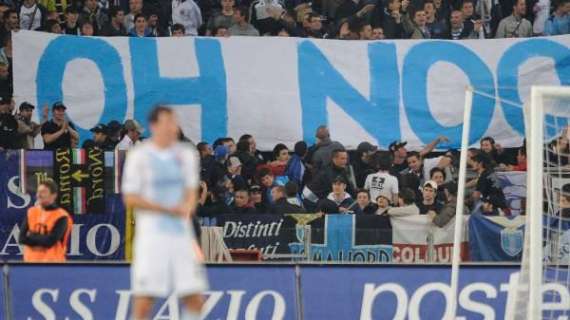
xmin=148 ymin=105 xmax=174 ymax=124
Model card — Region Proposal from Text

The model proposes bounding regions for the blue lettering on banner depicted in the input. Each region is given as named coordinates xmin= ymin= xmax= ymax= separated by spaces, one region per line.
xmin=36 ymin=36 xmax=128 ymax=143
xmin=129 ymin=38 xmax=227 ymax=142
xmin=403 ymin=41 xmax=496 ymax=146
xmin=298 ymin=41 xmax=401 ymax=147
xmin=497 ymin=39 xmax=570 ymax=137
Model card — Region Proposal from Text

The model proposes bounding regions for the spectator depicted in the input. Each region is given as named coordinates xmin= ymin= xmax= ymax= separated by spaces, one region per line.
xmin=557 ymin=183 xmax=570 ymax=218
xmin=231 ymin=189 xmax=257 ymax=213
xmin=471 ymin=153 xmax=508 ymax=212
xmin=544 ymin=0 xmax=570 ymax=35
xmin=258 ymin=167 xmax=278 ymax=204
xmin=317 ymin=176 xmax=354 ymax=214
xmin=335 ymin=0 xmax=375 ymax=26
xmin=0 ymin=10 xmax=19 ymax=46
xmin=213 ymin=26 xmax=230 ymax=36
xmin=309 ymin=125 xmax=345 ymax=171
xmin=41 ymin=102 xmax=79 ymax=150
xmin=386 ymin=188 xmax=420 ymax=216
xmin=124 ymin=0 xmax=143 ymax=31
xmin=433 ymin=0 xmax=450 ymax=23
xmin=82 ymin=124 xmax=110 ymax=150
xmin=500 ymin=145 xmax=527 ymax=171
xmin=249 ymin=0 xmax=285 ymax=35
xmin=474 ymin=194 xmax=504 ymax=215
xmin=417 ymin=180 xmax=443 ymax=214
xmin=430 ymin=181 xmax=458 ymax=227
xmin=389 ymin=137 xmax=448 ymax=174
xmin=0 ymin=95 xmax=17 ymax=150
xmin=206 ymin=0 xmax=234 ymax=35
xmin=239 ymin=134 xmax=265 ymax=162
xmin=19 ymin=0 xmax=48 ymax=31
xmin=480 ymin=136 xmax=512 ymax=165
xmin=375 ymin=194 xmax=391 ymax=215
xmin=271 ymin=185 xmax=306 ymax=214
xmin=105 ymin=120 xmax=122 ymax=149
xmin=46 ymin=19 xmax=63 ymax=33
xmin=495 ymin=0 xmax=532 ymax=38
xmin=383 ymin=0 xmax=405 ymax=39
xmin=353 ymin=189 xmax=378 ymax=214
xmin=208 ymin=145 xmax=230 ymax=187
xmin=15 ymin=102 xmax=43 ymax=149
xmin=358 ymin=21 xmax=372 ymax=39
xmin=198 ymin=183 xmax=233 ymax=216
xmin=227 ymin=155 xmax=247 ymax=190
xmin=461 ymin=0 xmax=480 ymax=30
xmin=62 ymin=6 xmax=80 ymax=35
xmin=285 ymin=181 xmax=303 ymax=207
xmin=229 ymin=6 xmax=259 ymax=36
xmin=364 ymin=153 xmax=399 ymax=205
xmin=249 ymin=184 xmax=269 ymax=213
xmin=403 ymin=8 xmax=431 ymax=39
xmin=19 ymin=179 xmax=72 ymax=263
xmin=305 ymin=148 xmax=356 ymax=207
xmin=0 ymin=61 xmax=10 ymax=97
xmin=128 ymin=14 xmax=153 ymax=37
xmin=285 ymin=141 xmax=308 ymax=186
xmin=171 ymin=23 xmax=186 ymax=36
xmin=432 ymin=165 xmax=451 ymax=198
xmin=172 ymin=0 xmax=202 ymax=36
xmin=353 ymin=141 xmax=377 ymax=188
xmin=371 ymin=26 xmax=385 ymax=39
xmin=101 ymin=6 xmax=127 ymax=36
xmin=533 ymin=0 xmax=550 ymax=35
xmin=547 ymin=131 xmax=570 ymax=166
xmin=81 ymin=21 xmax=95 ymax=35
xmin=268 ymin=143 xmax=290 ymax=176
xmin=146 ymin=12 xmax=165 ymax=36
xmin=424 ymin=0 xmax=447 ymax=38
xmin=448 ymin=9 xmax=478 ymax=39
xmin=116 ymin=119 xmax=143 ymax=150
xmin=79 ymin=0 xmax=108 ymax=34
xmin=305 ymin=13 xmax=325 ymax=38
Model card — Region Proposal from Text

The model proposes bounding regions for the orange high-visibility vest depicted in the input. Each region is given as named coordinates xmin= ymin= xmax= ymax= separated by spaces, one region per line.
xmin=23 ymin=206 xmax=72 ymax=263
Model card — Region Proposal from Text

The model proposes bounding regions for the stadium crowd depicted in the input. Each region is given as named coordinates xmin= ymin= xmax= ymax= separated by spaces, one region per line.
xmin=3 ymin=98 xmax=566 ymax=227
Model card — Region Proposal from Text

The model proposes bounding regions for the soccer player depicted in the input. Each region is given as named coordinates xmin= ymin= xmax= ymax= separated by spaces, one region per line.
xmin=122 ymin=106 xmax=207 ymax=320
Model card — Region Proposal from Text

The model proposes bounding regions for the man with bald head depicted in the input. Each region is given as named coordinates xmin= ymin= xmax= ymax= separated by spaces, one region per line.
xmin=308 ymin=125 xmax=345 ymax=171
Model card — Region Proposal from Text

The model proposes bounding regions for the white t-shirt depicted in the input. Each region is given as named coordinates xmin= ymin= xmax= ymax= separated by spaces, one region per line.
xmin=172 ymin=0 xmax=202 ymax=36
xmin=19 ymin=4 xmax=42 ymax=30
xmin=122 ymin=141 xmax=199 ymax=235
xmin=364 ymin=171 xmax=399 ymax=203
xmin=116 ymin=135 xmax=135 ymax=150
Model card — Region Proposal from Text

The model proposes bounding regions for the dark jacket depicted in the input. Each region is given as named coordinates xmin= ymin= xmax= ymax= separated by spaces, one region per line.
xmin=307 ymin=164 xmax=356 ymax=200
xmin=271 ymin=198 xmax=306 ymax=214
xmin=310 ymin=138 xmax=345 ymax=171
xmin=382 ymin=11 xmax=405 ymax=39
xmin=353 ymin=203 xmax=378 ymax=215
xmin=231 ymin=205 xmax=258 ymax=214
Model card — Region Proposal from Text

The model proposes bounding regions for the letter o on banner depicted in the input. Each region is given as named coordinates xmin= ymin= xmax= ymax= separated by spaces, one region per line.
xmin=86 ymin=224 xmax=121 ymax=257
xmin=497 ymin=39 xmax=570 ymax=137
xmin=36 ymin=36 xmax=128 ymax=142
xmin=403 ymin=41 xmax=496 ymax=146
xmin=245 ymin=290 xmax=286 ymax=320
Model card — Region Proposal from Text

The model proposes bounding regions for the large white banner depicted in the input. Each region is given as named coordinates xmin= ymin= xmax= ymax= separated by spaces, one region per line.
xmin=12 ymin=31 xmax=570 ymax=150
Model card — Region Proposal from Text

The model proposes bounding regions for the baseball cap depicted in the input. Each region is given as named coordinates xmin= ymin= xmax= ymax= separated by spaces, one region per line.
xmin=423 ymin=180 xmax=438 ymax=190
xmin=357 ymin=141 xmax=378 ymax=154
xmin=123 ymin=119 xmax=144 ymax=133
xmin=52 ymin=102 xmax=66 ymax=110
xmin=332 ymin=175 xmax=347 ymax=184
xmin=389 ymin=140 xmax=407 ymax=153
xmin=90 ymin=124 xmax=108 ymax=134
xmin=19 ymin=102 xmax=35 ymax=111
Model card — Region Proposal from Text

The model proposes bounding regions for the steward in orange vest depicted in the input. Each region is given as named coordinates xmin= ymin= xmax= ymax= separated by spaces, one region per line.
xmin=19 ymin=180 xmax=72 ymax=262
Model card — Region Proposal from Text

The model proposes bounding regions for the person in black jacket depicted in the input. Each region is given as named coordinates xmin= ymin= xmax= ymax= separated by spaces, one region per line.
xmin=352 ymin=189 xmax=378 ymax=214
xmin=304 ymin=148 xmax=356 ymax=209
xmin=231 ymin=189 xmax=257 ymax=214
xmin=383 ymin=0 xmax=405 ymax=38
xmin=271 ymin=185 xmax=306 ymax=214
xmin=0 ymin=95 xmax=18 ymax=150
